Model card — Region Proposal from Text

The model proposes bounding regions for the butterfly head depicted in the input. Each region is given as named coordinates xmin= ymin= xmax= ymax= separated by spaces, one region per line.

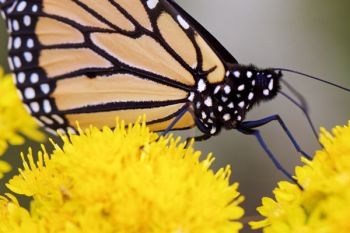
xmin=251 ymin=66 xmax=282 ymax=100
xmin=225 ymin=64 xmax=282 ymax=102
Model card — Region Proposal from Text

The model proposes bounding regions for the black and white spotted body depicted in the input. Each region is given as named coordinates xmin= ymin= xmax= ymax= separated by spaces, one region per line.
xmin=191 ymin=65 xmax=282 ymax=135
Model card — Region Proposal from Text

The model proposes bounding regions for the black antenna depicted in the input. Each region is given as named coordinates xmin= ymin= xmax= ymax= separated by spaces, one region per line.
xmin=281 ymin=79 xmax=309 ymax=113
xmin=279 ymin=90 xmax=320 ymax=144
xmin=280 ymin=79 xmax=319 ymax=139
xmin=273 ymin=68 xmax=350 ymax=92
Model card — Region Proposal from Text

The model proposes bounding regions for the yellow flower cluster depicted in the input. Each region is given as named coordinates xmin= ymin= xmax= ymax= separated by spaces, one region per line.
xmin=251 ymin=121 xmax=350 ymax=233
xmin=0 ymin=68 xmax=45 ymax=178
xmin=0 ymin=120 xmax=244 ymax=233
xmin=0 ymin=161 xmax=11 ymax=180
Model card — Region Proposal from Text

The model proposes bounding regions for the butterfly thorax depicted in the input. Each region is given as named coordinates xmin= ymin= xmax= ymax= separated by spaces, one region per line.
xmin=191 ymin=65 xmax=282 ymax=135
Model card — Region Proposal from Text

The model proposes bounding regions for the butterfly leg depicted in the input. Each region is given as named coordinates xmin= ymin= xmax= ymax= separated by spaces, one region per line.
xmin=237 ymin=127 xmax=298 ymax=185
xmin=161 ymin=105 xmax=190 ymax=137
xmin=186 ymin=134 xmax=211 ymax=143
xmin=239 ymin=115 xmax=312 ymax=160
xmin=183 ymin=134 xmax=212 ymax=149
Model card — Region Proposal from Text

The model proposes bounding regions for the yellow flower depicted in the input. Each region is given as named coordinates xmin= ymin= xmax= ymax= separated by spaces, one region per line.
xmin=0 ymin=67 xmax=45 ymax=156
xmin=0 ymin=161 xmax=11 ymax=180
xmin=1 ymin=119 xmax=244 ymax=233
xmin=0 ymin=67 xmax=45 ymax=178
xmin=250 ymin=121 xmax=350 ymax=233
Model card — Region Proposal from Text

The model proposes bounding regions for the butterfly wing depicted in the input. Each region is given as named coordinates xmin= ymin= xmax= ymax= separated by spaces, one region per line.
xmin=165 ymin=0 xmax=238 ymax=65
xmin=0 ymin=0 xmax=235 ymax=133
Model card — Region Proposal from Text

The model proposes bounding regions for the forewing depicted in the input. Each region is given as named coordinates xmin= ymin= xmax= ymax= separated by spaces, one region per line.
xmin=0 ymin=0 xmax=234 ymax=133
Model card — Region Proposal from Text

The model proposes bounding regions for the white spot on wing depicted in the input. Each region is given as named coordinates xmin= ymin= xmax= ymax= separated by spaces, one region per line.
xmin=30 ymin=73 xmax=39 ymax=83
xmin=24 ymin=87 xmax=35 ymax=99
xmin=52 ymin=114 xmax=65 ymax=124
xmin=12 ymin=19 xmax=19 ymax=31
xmin=0 ymin=11 xmax=5 ymax=20
xmin=8 ymin=36 xmax=13 ymax=50
xmin=17 ymin=72 xmax=25 ymax=83
xmin=67 ymin=127 xmax=76 ymax=134
xmin=177 ymin=15 xmax=189 ymax=30
xmin=34 ymin=119 xmax=44 ymax=127
xmin=13 ymin=56 xmax=21 ymax=68
xmin=30 ymin=102 xmax=40 ymax=113
xmin=8 ymin=57 xmax=14 ymax=70
xmin=58 ymin=128 xmax=66 ymax=134
xmin=14 ymin=37 xmax=21 ymax=49
xmin=12 ymin=73 xmax=17 ymax=85
xmin=188 ymin=92 xmax=195 ymax=101
xmin=197 ymin=79 xmax=206 ymax=92
xmin=45 ymin=127 xmax=58 ymax=136
xmin=16 ymin=1 xmax=27 ymax=12
xmin=40 ymin=116 xmax=54 ymax=125
xmin=6 ymin=0 xmax=18 ymax=14
xmin=27 ymin=38 xmax=34 ymax=48
xmin=43 ymin=100 xmax=52 ymax=113
xmin=17 ymin=89 xmax=23 ymax=100
xmin=7 ymin=19 xmax=13 ymax=33
xmin=147 ymin=0 xmax=159 ymax=9
xmin=24 ymin=52 xmax=33 ymax=62
xmin=22 ymin=104 xmax=31 ymax=114
xmin=23 ymin=15 xmax=31 ymax=26
xmin=32 ymin=4 xmax=38 ymax=12
xmin=40 ymin=84 xmax=50 ymax=94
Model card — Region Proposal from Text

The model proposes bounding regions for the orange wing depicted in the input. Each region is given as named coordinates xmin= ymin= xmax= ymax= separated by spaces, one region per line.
xmin=0 ymin=0 xmax=234 ymax=134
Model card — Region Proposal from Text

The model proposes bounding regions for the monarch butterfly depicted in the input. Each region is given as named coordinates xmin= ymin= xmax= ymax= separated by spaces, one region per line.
xmin=1 ymin=0 xmax=349 ymax=181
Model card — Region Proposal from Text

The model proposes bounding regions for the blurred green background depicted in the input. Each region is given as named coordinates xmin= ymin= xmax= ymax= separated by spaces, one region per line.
xmin=1 ymin=1 xmax=350 ymax=232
